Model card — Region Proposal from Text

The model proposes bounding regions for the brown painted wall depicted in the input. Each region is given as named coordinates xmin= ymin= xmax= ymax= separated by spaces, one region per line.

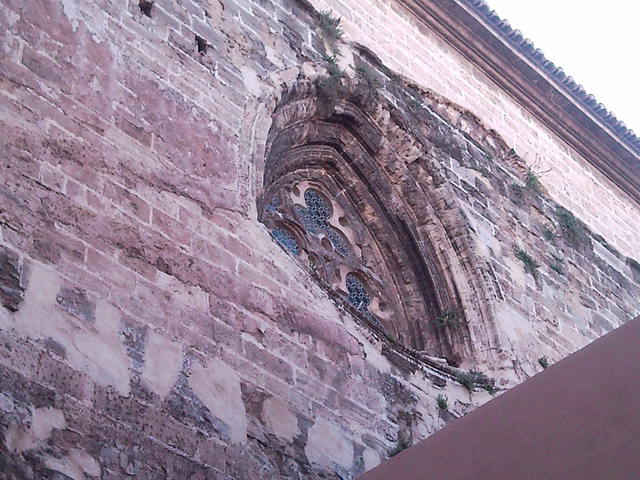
xmin=358 ymin=315 xmax=640 ymax=480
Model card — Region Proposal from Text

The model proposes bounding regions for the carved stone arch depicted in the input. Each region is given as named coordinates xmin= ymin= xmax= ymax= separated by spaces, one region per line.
xmin=258 ymin=79 xmax=495 ymax=364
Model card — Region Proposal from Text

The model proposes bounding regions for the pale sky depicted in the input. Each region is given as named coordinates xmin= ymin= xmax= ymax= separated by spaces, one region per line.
xmin=485 ymin=1 xmax=640 ymax=135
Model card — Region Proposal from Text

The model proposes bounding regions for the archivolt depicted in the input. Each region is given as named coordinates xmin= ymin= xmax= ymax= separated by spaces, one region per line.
xmin=258 ymin=78 xmax=495 ymax=365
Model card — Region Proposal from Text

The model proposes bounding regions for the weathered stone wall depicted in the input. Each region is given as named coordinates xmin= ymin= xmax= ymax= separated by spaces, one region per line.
xmin=309 ymin=0 xmax=640 ymax=263
xmin=0 ymin=0 xmax=639 ymax=479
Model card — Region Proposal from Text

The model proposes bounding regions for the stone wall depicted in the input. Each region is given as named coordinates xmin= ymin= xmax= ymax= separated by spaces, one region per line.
xmin=0 ymin=0 xmax=639 ymax=479
xmin=309 ymin=0 xmax=640 ymax=263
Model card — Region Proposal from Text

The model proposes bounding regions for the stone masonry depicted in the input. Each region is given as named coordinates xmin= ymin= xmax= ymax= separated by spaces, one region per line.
xmin=1 ymin=0 xmax=639 ymax=478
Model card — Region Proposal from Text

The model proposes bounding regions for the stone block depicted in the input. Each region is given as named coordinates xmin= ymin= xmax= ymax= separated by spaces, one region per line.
xmin=0 ymin=246 xmax=25 ymax=312
xmin=305 ymin=417 xmax=354 ymax=470
xmin=189 ymin=357 xmax=248 ymax=444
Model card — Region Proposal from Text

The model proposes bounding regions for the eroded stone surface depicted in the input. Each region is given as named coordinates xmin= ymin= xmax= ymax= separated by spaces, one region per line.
xmin=45 ymin=448 xmax=101 ymax=480
xmin=0 ymin=247 xmax=24 ymax=312
xmin=363 ymin=447 xmax=381 ymax=472
xmin=141 ymin=330 xmax=182 ymax=397
xmin=306 ymin=417 xmax=355 ymax=470
xmin=262 ymin=396 xmax=299 ymax=442
xmin=189 ymin=358 xmax=248 ymax=444
xmin=0 ymin=0 xmax=639 ymax=478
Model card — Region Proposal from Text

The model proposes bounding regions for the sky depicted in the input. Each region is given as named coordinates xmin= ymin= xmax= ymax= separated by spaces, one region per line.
xmin=485 ymin=1 xmax=640 ymax=135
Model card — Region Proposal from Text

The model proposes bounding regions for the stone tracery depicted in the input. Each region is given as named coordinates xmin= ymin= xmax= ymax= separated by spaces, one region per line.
xmin=263 ymin=182 xmax=389 ymax=330
xmin=259 ymin=78 xmax=495 ymax=364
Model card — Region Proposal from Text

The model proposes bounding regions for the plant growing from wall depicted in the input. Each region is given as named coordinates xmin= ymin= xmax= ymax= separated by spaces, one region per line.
xmin=549 ymin=254 xmax=564 ymax=275
xmin=509 ymin=183 xmax=525 ymax=202
xmin=524 ymin=168 xmax=542 ymax=194
xmin=510 ymin=166 xmax=548 ymax=203
xmin=538 ymin=356 xmax=550 ymax=369
xmin=435 ymin=309 xmax=460 ymax=328
xmin=320 ymin=52 xmax=343 ymax=77
xmin=317 ymin=11 xmax=343 ymax=43
xmin=456 ymin=371 xmax=475 ymax=392
xmin=388 ymin=435 xmax=412 ymax=457
xmin=457 ymin=370 xmax=496 ymax=394
xmin=316 ymin=53 xmax=346 ymax=99
xmin=355 ymin=65 xmax=381 ymax=99
xmin=515 ymin=249 xmax=539 ymax=281
xmin=555 ymin=207 xmax=588 ymax=247
xmin=542 ymin=224 xmax=556 ymax=242
xmin=484 ymin=380 xmax=497 ymax=395
xmin=315 ymin=11 xmax=346 ymax=95
xmin=436 ymin=394 xmax=448 ymax=410
xmin=406 ymin=97 xmax=423 ymax=110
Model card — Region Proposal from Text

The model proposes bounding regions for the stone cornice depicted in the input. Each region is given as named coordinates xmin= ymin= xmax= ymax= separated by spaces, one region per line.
xmin=396 ymin=0 xmax=640 ymax=205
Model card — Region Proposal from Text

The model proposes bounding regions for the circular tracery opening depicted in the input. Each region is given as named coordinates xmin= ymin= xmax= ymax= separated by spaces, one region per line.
xmin=295 ymin=189 xmax=330 ymax=234
xmin=262 ymin=182 xmax=389 ymax=332
xmin=271 ymin=227 xmax=300 ymax=256
xmin=294 ymin=189 xmax=351 ymax=256
xmin=346 ymin=273 xmax=370 ymax=312
xmin=345 ymin=273 xmax=383 ymax=329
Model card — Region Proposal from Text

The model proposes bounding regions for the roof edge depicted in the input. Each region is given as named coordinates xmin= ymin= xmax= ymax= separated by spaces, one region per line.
xmin=395 ymin=0 xmax=640 ymax=205
xmin=467 ymin=0 xmax=640 ymax=152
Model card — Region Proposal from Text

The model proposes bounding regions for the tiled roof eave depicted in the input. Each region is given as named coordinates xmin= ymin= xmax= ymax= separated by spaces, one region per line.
xmin=395 ymin=0 xmax=640 ymax=205
xmin=463 ymin=0 xmax=640 ymax=153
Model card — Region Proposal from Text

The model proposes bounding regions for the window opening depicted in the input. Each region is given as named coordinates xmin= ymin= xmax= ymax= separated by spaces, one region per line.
xmin=264 ymin=183 xmax=387 ymax=330
xmin=295 ymin=189 xmax=331 ymax=234
xmin=271 ymin=228 xmax=300 ymax=255
xmin=327 ymin=228 xmax=349 ymax=256
xmin=346 ymin=273 xmax=382 ymax=329
xmin=346 ymin=273 xmax=370 ymax=312
xmin=295 ymin=189 xmax=349 ymax=256
xmin=260 ymin=89 xmax=485 ymax=361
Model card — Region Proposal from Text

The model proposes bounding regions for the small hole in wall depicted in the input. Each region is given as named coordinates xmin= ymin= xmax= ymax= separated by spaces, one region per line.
xmin=139 ymin=0 xmax=154 ymax=17
xmin=196 ymin=35 xmax=208 ymax=54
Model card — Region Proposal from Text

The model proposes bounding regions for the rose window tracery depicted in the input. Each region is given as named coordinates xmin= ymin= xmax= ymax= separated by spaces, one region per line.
xmin=264 ymin=183 xmax=388 ymax=331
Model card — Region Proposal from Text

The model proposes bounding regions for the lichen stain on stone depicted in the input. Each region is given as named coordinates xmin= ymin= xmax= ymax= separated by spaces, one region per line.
xmin=189 ymin=357 xmax=248 ymax=444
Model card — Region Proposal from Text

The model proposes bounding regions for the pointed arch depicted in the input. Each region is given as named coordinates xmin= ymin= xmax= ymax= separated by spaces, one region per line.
xmin=258 ymin=80 xmax=496 ymax=364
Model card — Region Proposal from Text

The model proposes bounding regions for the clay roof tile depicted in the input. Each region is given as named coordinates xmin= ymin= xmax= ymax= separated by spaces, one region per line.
xmin=462 ymin=0 xmax=640 ymax=155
